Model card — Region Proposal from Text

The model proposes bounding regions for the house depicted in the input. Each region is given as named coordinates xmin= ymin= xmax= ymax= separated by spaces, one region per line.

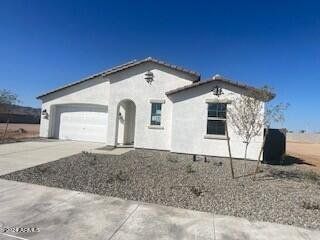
xmin=37 ymin=57 xmax=273 ymax=160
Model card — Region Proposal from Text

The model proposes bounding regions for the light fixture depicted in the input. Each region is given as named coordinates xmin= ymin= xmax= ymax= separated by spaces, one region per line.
xmin=42 ymin=109 xmax=49 ymax=119
xmin=145 ymin=71 xmax=154 ymax=84
xmin=212 ymin=85 xmax=223 ymax=97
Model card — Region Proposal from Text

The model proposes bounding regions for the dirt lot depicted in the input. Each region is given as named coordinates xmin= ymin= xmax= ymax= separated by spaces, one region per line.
xmin=0 ymin=123 xmax=39 ymax=143
xmin=286 ymin=141 xmax=320 ymax=171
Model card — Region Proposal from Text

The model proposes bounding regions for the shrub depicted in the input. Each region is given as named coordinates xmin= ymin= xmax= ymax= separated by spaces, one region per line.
xmin=190 ymin=186 xmax=202 ymax=197
xmin=302 ymin=171 xmax=320 ymax=183
xmin=116 ymin=170 xmax=128 ymax=182
xmin=89 ymin=155 xmax=97 ymax=166
xmin=167 ymin=156 xmax=178 ymax=163
xmin=186 ymin=164 xmax=196 ymax=173
xmin=213 ymin=161 xmax=223 ymax=166
xmin=38 ymin=165 xmax=48 ymax=173
xmin=268 ymin=169 xmax=320 ymax=185
xmin=302 ymin=201 xmax=320 ymax=210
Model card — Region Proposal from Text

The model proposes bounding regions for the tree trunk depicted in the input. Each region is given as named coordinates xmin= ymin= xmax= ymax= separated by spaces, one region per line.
xmin=241 ymin=142 xmax=249 ymax=176
xmin=225 ymin=122 xmax=235 ymax=179
xmin=253 ymin=127 xmax=269 ymax=180
xmin=244 ymin=143 xmax=249 ymax=161
xmin=1 ymin=118 xmax=9 ymax=143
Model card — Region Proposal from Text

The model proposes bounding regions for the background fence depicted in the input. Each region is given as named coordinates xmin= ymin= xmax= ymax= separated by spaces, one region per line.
xmin=0 ymin=113 xmax=40 ymax=124
xmin=287 ymin=133 xmax=320 ymax=143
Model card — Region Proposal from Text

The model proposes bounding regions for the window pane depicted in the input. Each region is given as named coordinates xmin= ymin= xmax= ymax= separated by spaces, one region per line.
xmin=207 ymin=103 xmax=217 ymax=117
xmin=151 ymin=103 xmax=162 ymax=125
xmin=218 ymin=104 xmax=226 ymax=118
xmin=207 ymin=120 xmax=226 ymax=135
xmin=208 ymin=103 xmax=226 ymax=118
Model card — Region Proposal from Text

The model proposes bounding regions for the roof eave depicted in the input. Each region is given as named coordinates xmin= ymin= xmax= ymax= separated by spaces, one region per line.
xmin=37 ymin=57 xmax=200 ymax=100
xmin=166 ymin=77 xmax=275 ymax=102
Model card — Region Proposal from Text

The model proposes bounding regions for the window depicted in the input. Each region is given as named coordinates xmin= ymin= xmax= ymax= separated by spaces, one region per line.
xmin=207 ymin=103 xmax=227 ymax=135
xmin=150 ymin=103 xmax=162 ymax=125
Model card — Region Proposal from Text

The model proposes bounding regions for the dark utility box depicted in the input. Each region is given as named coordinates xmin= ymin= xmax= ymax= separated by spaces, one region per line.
xmin=263 ymin=128 xmax=286 ymax=164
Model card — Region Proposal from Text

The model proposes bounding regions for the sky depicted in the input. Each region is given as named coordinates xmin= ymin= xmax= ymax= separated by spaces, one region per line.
xmin=0 ymin=0 xmax=319 ymax=132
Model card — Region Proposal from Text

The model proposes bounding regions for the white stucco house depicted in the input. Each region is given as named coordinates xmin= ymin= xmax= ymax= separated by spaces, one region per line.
xmin=37 ymin=57 xmax=274 ymax=160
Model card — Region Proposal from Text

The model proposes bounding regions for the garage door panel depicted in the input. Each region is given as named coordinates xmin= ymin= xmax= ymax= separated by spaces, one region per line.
xmin=55 ymin=105 xmax=108 ymax=143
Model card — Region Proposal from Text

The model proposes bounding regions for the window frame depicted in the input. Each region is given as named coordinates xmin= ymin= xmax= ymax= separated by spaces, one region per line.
xmin=206 ymin=102 xmax=228 ymax=137
xmin=149 ymin=99 xmax=165 ymax=129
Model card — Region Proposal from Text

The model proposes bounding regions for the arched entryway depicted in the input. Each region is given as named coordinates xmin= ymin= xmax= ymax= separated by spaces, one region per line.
xmin=116 ymin=99 xmax=136 ymax=146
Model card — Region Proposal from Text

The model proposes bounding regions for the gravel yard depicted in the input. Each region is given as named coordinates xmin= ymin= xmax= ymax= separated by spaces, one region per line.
xmin=1 ymin=149 xmax=320 ymax=230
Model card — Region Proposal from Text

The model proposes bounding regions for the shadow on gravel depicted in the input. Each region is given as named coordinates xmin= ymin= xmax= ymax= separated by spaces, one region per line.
xmin=266 ymin=155 xmax=316 ymax=167
xmin=264 ymin=168 xmax=320 ymax=185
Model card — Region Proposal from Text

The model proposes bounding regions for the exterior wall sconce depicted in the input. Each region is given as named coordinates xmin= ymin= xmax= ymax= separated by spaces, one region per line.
xmin=118 ymin=112 xmax=124 ymax=121
xmin=212 ymin=85 xmax=223 ymax=97
xmin=145 ymin=71 xmax=154 ymax=84
xmin=42 ymin=109 xmax=49 ymax=119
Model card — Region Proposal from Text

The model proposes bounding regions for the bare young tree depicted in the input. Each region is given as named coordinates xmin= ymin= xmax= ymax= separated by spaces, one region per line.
xmin=253 ymin=101 xmax=288 ymax=177
xmin=227 ymin=86 xmax=279 ymax=176
xmin=0 ymin=89 xmax=19 ymax=142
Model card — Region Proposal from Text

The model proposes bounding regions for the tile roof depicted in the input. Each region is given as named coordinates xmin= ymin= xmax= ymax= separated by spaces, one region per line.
xmin=166 ymin=75 xmax=275 ymax=101
xmin=37 ymin=57 xmax=200 ymax=99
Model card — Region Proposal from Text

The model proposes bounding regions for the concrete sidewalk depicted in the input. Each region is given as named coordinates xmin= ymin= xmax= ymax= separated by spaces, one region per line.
xmin=0 ymin=179 xmax=319 ymax=240
xmin=0 ymin=140 xmax=104 ymax=175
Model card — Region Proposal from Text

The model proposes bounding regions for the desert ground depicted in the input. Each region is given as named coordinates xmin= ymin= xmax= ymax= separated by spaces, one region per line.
xmin=0 ymin=123 xmax=39 ymax=142
xmin=286 ymin=141 xmax=320 ymax=171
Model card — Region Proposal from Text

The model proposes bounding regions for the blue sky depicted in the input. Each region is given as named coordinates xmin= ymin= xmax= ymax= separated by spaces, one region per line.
xmin=0 ymin=0 xmax=319 ymax=132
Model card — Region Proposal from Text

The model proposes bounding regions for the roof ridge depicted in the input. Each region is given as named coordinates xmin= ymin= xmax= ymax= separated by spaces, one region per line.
xmin=166 ymin=76 xmax=275 ymax=101
xmin=37 ymin=57 xmax=200 ymax=99
xmin=143 ymin=57 xmax=200 ymax=77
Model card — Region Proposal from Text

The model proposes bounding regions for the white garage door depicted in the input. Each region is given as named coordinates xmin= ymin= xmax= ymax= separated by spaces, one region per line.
xmin=54 ymin=105 xmax=108 ymax=143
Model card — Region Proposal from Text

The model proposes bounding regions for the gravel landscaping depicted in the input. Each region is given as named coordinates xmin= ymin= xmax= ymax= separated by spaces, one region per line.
xmin=1 ymin=149 xmax=320 ymax=230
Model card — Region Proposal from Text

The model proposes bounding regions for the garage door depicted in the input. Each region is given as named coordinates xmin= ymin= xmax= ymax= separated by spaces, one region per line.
xmin=54 ymin=105 xmax=108 ymax=143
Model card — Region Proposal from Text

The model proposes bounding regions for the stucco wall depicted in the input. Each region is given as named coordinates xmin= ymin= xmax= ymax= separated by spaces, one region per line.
xmin=38 ymin=61 xmax=264 ymax=160
xmin=106 ymin=62 xmax=195 ymax=150
xmin=169 ymin=82 xmax=264 ymax=160
xmin=39 ymin=76 xmax=110 ymax=137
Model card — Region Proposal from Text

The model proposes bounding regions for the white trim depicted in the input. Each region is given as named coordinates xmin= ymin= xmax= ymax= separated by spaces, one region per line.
xmin=149 ymin=99 xmax=166 ymax=104
xmin=206 ymin=102 xmax=227 ymax=136
xmin=205 ymin=99 xmax=232 ymax=104
xmin=207 ymin=117 xmax=227 ymax=121
xmin=204 ymin=134 xmax=228 ymax=140
xmin=148 ymin=125 xmax=164 ymax=129
xmin=149 ymin=101 xmax=163 ymax=127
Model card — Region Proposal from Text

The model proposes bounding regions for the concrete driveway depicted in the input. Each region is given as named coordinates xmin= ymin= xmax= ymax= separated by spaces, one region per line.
xmin=0 ymin=179 xmax=319 ymax=240
xmin=0 ymin=140 xmax=104 ymax=175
